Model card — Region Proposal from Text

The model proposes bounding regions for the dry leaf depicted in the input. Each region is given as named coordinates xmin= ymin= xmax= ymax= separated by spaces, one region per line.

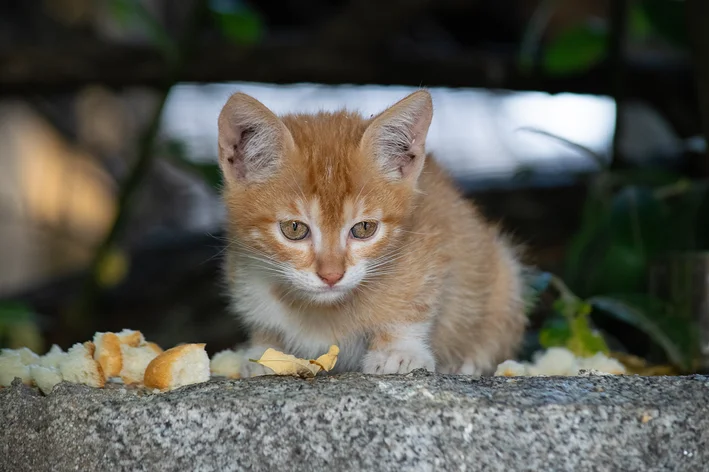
xmin=310 ymin=345 xmax=339 ymax=372
xmin=250 ymin=345 xmax=339 ymax=379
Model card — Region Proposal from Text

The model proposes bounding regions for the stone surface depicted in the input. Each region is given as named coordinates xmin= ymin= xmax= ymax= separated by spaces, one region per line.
xmin=1 ymin=371 xmax=709 ymax=472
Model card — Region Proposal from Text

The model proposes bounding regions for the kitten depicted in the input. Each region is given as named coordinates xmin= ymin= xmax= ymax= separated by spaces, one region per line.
xmin=217 ymin=89 xmax=526 ymax=376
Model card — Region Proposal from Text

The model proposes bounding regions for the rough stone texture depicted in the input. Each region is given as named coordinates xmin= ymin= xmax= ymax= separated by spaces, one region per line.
xmin=1 ymin=371 xmax=708 ymax=472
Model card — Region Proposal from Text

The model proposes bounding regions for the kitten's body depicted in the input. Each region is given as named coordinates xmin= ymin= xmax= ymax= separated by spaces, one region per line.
xmin=218 ymin=91 xmax=526 ymax=376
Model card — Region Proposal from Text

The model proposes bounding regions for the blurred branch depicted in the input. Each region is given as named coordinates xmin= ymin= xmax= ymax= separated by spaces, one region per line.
xmin=686 ymin=0 xmax=709 ymax=178
xmin=67 ymin=0 xmax=209 ymax=338
xmin=608 ymin=0 xmax=628 ymax=169
xmin=518 ymin=0 xmax=558 ymax=73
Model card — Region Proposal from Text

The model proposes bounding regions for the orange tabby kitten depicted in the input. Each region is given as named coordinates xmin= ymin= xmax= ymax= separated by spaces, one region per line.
xmin=217 ymin=89 xmax=526 ymax=376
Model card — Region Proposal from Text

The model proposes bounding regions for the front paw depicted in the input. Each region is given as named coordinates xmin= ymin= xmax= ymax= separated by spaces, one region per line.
xmin=362 ymin=348 xmax=435 ymax=375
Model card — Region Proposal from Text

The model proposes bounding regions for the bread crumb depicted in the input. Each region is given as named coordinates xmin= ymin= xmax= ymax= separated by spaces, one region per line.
xmin=59 ymin=342 xmax=106 ymax=388
xmin=120 ymin=344 xmax=160 ymax=385
xmin=2 ymin=347 xmax=40 ymax=366
xmin=210 ymin=349 xmax=243 ymax=378
xmin=578 ymin=352 xmax=626 ymax=375
xmin=495 ymin=348 xmax=626 ymax=377
xmin=38 ymin=345 xmax=66 ymax=369
xmin=494 ymin=360 xmax=528 ymax=377
xmin=528 ymin=347 xmax=580 ymax=376
xmin=0 ymin=352 xmax=31 ymax=386
xmin=116 ymin=329 xmax=145 ymax=347
xmin=144 ymin=344 xmax=210 ymax=391
xmin=30 ymin=365 xmax=63 ymax=394
xmin=93 ymin=332 xmax=123 ymax=378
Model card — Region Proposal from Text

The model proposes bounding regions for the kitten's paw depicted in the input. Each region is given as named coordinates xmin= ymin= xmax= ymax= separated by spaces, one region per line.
xmin=238 ymin=345 xmax=277 ymax=378
xmin=361 ymin=348 xmax=435 ymax=375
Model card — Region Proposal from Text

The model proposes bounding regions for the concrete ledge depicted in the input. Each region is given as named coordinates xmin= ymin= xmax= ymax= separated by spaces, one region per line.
xmin=2 ymin=372 xmax=708 ymax=471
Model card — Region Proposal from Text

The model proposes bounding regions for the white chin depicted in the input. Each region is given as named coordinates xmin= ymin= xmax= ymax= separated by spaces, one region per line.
xmin=305 ymin=288 xmax=350 ymax=304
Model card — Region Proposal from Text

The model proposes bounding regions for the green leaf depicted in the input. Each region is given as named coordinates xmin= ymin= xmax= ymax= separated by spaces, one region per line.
xmin=539 ymin=317 xmax=572 ymax=349
xmin=640 ymin=0 xmax=688 ymax=49
xmin=542 ymin=297 xmax=610 ymax=357
xmin=0 ymin=301 xmax=33 ymax=325
xmin=109 ymin=0 xmax=179 ymax=62
xmin=213 ymin=10 xmax=262 ymax=45
xmin=566 ymin=309 xmax=609 ymax=357
xmin=589 ymin=294 xmax=698 ymax=370
xmin=544 ymin=23 xmax=607 ymax=75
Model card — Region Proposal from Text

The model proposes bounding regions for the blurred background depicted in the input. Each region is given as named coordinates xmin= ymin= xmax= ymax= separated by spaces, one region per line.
xmin=1 ymin=0 xmax=708 ymax=375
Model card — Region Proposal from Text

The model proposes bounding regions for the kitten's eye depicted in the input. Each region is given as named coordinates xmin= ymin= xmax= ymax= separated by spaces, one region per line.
xmin=350 ymin=221 xmax=378 ymax=239
xmin=280 ymin=220 xmax=310 ymax=240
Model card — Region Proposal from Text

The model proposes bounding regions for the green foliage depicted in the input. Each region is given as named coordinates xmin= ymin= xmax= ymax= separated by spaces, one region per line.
xmin=109 ymin=0 xmax=179 ymax=62
xmin=0 ymin=301 xmax=43 ymax=352
xmin=565 ymin=173 xmax=709 ymax=299
xmin=537 ymin=276 xmax=610 ymax=357
xmin=210 ymin=0 xmax=263 ymax=45
xmin=640 ymin=0 xmax=688 ymax=48
xmin=522 ymin=0 xmax=687 ymax=77
xmin=543 ymin=22 xmax=607 ymax=75
xmin=589 ymin=294 xmax=698 ymax=370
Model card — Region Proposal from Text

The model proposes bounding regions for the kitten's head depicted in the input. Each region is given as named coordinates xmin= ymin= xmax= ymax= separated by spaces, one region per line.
xmin=217 ymin=90 xmax=433 ymax=304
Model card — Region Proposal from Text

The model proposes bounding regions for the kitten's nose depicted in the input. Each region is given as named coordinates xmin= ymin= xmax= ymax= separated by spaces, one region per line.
xmin=318 ymin=270 xmax=344 ymax=287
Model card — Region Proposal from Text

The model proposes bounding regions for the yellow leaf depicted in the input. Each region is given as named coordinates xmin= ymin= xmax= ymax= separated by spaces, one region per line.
xmin=310 ymin=345 xmax=339 ymax=372
xmin=97 ymin=246 xmax=129 ymax=288
xmin=252 ymin=348 xmax=321 ymax=378
xmin=250 ymin=345 xmax=340 ymax=379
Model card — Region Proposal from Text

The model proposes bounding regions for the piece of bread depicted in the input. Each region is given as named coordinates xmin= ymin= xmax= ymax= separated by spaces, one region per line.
xmin=0 ymin=352 xmax=32 ymax=386
xmin=59 ymin=342 xmax=106 ymax=388
xmin=93 ymin=332 xmax=123 ymax=378
xmin=145 ymin=342 xmax=163 ymax=355
xmin=2 ymin=347 xmax=40 ymax=366
xmin=120 ymin=344 xmax=161 ymax=385
xmin=494 ymin=360 xmax=528 ymax=377
xmin=116 ymin=329 xmax=145 ymax=347
xmin=144 ymin=344 xmax=209 ymax=391
xmin=30 ymin=365 xmax=63 ymax=395
xmin=210 ymin=349 xmax=243 ymax=379
xmin=38 ymin=345 xmax=66 ymax=369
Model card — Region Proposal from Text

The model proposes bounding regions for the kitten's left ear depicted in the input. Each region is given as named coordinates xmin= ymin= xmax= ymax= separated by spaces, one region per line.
xmin=360 ymin=90 xmax=433 ymax=183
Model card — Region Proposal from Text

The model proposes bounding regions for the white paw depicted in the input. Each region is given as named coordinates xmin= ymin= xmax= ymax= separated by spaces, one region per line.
xmin=361 ymin=348 xmax=435 ymax=375
xmin=238 ymin=345 xmax=276 ymax=378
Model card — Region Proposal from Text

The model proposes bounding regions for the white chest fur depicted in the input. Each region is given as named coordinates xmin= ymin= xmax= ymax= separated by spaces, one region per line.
xmin=231 ymin=275 xmax=368 ymax=372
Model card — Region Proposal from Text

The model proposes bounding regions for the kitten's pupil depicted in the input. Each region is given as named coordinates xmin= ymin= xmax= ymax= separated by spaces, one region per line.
xmin=292 ymin=222 xmax=298 ymax=231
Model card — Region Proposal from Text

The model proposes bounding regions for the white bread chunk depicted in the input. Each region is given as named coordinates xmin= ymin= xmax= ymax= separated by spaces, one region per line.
xmin=527 ymin=347 xmax=580 ymax=376
xmin=2 ymin=347 xmax=40 ymax=366
xmin=578 ymin=352 xmax=626 ymax=375
xmin=38 ymin=345 xmax=66 ymax=369
xmin=0 ymin=352 xmax=31 ymax=386
xmin=116 ymin=329 xmax=145 ymax=347
xmin=144 ymin=344 xmax=209 ymax=391
xmin=30 ymin=365 xmax=63 ymax=394
xmin=494 ymin=360 xmax=528 ymax=377
xmin=120 ymin=344 xmax=161 ymax=385
xmin=59 ymin=342 xmax=106 ymax=388
xmin=93 ymin=332 xmax=123 ymax=378
xmin=210 ymin=349 xmax=243 ymax=379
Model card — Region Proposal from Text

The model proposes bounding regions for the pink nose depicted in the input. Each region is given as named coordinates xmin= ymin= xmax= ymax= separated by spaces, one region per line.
xmin=318 ymin=271 xmax=344 ymax=286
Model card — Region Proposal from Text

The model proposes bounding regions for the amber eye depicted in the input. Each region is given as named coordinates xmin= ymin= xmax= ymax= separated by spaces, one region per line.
xmin=350 ymin=221 xmax=378 ymax=239
xmin=280 ymin=220 xmax=310 ymax=240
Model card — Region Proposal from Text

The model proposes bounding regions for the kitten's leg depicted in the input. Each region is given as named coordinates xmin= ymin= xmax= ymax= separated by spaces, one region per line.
xmin=238 ymin=329 xmax=285 ymax=378
xmin=361 ymin=322 xmax=435 ymax=374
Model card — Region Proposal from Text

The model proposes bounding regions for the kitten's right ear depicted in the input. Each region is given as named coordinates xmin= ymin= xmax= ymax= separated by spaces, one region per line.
xmin=217 ymin=92 xmax=293 ymax=184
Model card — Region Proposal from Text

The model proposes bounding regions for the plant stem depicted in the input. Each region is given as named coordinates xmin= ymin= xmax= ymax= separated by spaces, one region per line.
xmin=66 ymin=1 xmax=208 ymax=337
